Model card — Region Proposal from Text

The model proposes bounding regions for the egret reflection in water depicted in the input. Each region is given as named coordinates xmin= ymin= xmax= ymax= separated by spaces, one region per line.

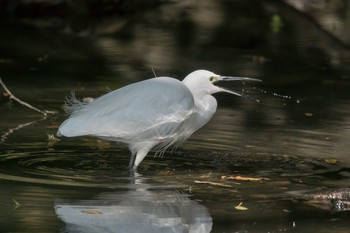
xmin=55 ymin=174 xmax=212 ymax=233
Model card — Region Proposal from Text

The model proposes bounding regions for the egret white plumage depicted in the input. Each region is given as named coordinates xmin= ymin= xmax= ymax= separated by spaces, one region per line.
xmin=57 ymin=70 xmax=261 ymax=169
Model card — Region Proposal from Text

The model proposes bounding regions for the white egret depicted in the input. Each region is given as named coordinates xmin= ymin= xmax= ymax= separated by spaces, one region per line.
xmin=57 ymin=70 xmax=261 ymax=169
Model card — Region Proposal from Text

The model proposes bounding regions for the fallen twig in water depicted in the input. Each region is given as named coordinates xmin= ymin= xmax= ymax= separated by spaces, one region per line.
xmin=221 ymin=175 xmax=270 ymax=182
xmin=194 ymin=180 xmax=233 ymax=188
xmin=0 ymin=118 xmax=46 ymax=144
xmin=234 ymin=202 xmax=248 ymax=211
xmin=12 ymin=199 xmax=21 ymax=210
xmin=0 ymin=77 xmax=47 ymax=116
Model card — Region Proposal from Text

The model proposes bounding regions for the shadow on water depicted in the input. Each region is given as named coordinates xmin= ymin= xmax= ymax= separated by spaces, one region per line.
xmin=1 ymin=0 xmax=350 ymax=232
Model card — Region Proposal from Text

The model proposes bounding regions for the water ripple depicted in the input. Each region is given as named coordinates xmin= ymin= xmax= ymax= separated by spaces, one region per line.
xmin=0 ymin=149 xmax=138 ymax=188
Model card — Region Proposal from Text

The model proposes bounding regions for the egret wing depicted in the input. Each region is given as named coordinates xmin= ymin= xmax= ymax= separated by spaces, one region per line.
xmin=58 ymin=77 xmax=195 ymax=143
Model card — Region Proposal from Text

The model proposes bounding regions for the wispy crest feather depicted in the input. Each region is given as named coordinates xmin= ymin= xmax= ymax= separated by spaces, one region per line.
xmin=64 ymin=91 xmax=89 ymax=116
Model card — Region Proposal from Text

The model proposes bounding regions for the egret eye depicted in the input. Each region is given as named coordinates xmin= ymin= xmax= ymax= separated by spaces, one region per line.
xmin=209 ymin=76 xmax=215 ymax=82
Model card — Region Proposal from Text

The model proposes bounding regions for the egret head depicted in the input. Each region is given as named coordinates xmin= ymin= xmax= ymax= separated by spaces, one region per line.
xmin=182 ymin=70 xmax=261 ymax=96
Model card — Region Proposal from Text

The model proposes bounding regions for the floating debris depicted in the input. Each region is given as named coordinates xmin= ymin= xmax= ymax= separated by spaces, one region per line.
xmin=221 ymin=175 xmax=270 ymax=182
xmin=47 ymin=133 xmax=61 ymax=147
xmin=194 ymin=180 xmax=233 ymax=188
xmin=235 ymin=202 xmax=248 ymax=211
xmin=81 ymin=210 xmax=103 ymax=215
xmin=324 ymin=158 xmax=337 ymax=164
xmin=12 ymin=199 xmax=21 ymax=209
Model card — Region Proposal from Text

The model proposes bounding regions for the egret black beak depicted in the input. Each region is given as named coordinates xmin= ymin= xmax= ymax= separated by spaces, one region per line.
xmin=215 ymin=76 xmax=262 ymax=100
xmin=220 ymin=76 xmax=262 ymax=82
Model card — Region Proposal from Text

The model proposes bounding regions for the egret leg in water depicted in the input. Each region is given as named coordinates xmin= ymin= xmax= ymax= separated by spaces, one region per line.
xmin=57 ymin=70 xmax=261 ymax=169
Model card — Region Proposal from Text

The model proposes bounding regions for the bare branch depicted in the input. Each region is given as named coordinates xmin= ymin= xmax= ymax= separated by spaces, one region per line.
xmin=0 ymin=118 xmax=45 ymax=144
xmin=0 ymin=77 xmax=47 ymax=116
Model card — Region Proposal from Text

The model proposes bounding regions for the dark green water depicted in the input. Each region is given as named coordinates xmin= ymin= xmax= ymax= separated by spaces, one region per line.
xmin=1 ymin=1 xmax=350 ymax=232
